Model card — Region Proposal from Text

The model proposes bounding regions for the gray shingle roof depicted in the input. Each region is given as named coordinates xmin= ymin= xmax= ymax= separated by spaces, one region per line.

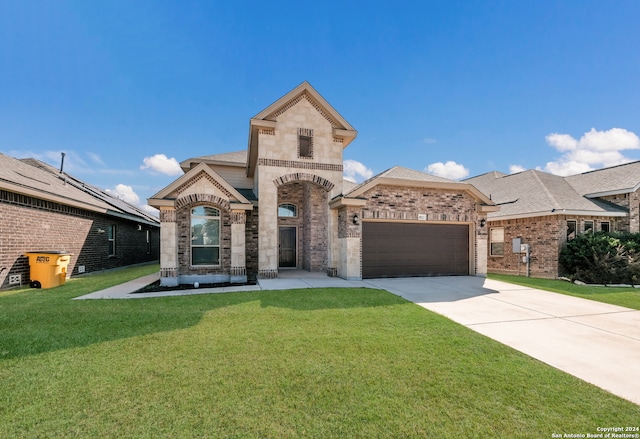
xmin=465 ymin=169 xmax=627 ymax=218
xmin=1 ymin=154 xmax=158 ymax=225
xmin=345 ymin=165 xmax=455 ymax=196
xmin=181 ymin=150 xmax=247 ymax=168
xmin=565 ymin=160 xmax=640 ymax=196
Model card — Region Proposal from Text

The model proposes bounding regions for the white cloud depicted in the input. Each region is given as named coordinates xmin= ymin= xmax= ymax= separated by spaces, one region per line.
xmin=106 ymin=184 xmax=140 ymax=205
xmin=544 ymin=128 xmax=640 ymax=176
xmin=86 ymin=152 xmax=105 ymax=166
xmin=509 ymin=164 xmax=526 ymax=174
xmin=423 ymin=138 xmax=437 ymax=144
xmin=426 ymin=161 xmax=469 ymax=180
xmin=141 ymin=204 xmax=159 ymax=217
xmin=140 ymin=154 xmax=183 ymax=176
xmin=343 ymin=159 xmax=374 ymax=183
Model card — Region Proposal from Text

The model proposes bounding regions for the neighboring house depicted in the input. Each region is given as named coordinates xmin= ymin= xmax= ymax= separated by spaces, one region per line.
xmin=466 ymin=162 xmax=640 ymax=278
xmin=148 ymin=82 xmax=497 ymax=286
xmin=0 ymin=154 xmax=160 ymax=289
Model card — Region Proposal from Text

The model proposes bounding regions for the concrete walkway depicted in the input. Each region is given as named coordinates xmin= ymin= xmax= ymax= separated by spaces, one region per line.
xmin=75 ymin=273 xmax=640 ymax=405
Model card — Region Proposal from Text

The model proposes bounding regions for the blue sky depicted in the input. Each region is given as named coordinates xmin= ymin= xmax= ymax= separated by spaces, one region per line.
xmin=2 ymin=0 xmax=639 ymax=213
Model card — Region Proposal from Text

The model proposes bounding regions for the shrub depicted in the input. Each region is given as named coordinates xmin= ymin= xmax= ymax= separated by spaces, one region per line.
xmin=560 ymin=232 xmax=640 ymax=285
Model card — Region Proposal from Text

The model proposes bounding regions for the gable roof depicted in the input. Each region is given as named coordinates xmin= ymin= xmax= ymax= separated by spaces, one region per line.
xmin=247 ymin=81 xmax=357 ymax=176
xmin=565 ymin=160 xmax=640 ymax=197
xmin=465 ymin=169 xmax=628 ymax=220
xmin=148 ymin=162 xmax=253 ymax=209
xmin=0 ymin=154 xmax=159 ymax=225
xmin=179 ymin=150 xmax=247 ymax=172
xmin=339 ymin=166 xmax=495 ymax=210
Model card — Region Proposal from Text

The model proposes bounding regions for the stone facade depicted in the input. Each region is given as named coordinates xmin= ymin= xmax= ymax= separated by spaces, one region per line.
xmin=149 ymin=82 xmax=493 ymax=284
xmin=255 ymin=95 xmax=343 ymax=278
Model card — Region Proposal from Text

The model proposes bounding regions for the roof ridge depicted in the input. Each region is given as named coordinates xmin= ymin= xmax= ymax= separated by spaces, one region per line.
xmin=570 ymin=159 xmax=640 ymax=177
xmin=530 ymin=170 xmax=562 ymax=210
xmin=343 ymin=166 xmax=395 ymax=196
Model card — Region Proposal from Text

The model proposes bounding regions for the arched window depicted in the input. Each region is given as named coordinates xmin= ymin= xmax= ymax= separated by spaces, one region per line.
xmin=191 ymin=206 xmax=220 ymax=265
xmin=278 ymin=203 xmax=297 ymax=217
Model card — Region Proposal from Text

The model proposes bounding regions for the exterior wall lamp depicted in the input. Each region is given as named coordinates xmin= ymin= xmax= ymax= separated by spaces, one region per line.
xmin=479 ymin=218 xmax=486 ymax=228
xmin=353 ymin=214 xmax=360 ymax=225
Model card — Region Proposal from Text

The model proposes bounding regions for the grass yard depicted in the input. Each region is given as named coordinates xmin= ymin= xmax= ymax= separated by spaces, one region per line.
xmin=488 ymin=273 xmax=640 ymax=310
xmin=1 ymin=266 xmax=639 ymax=438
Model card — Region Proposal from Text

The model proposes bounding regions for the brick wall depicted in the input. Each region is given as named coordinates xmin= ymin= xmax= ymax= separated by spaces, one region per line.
xmin=0 ymin=192 xmax=159 ymax=289
xmin=600 ymin=190 xmax=640 ymax=233
xmin=176 ymin=202 xmax=231 ymax=276
xmin=361 ymin=185 xmax=479 ymax=223
xmin=245 ymin=206 xmax=259 ymax=280
xmin=488 ymin=216 xmax=563 ymax=279
xmin=486 ymin=214 xmax=628 ymax=279
xmin=276 ymin=181 xmax=328 ymax=271
xmin=303 ymin=182 xmax=328 ymax=271
xmin=358 ymin=184 xmax=482 ymax=275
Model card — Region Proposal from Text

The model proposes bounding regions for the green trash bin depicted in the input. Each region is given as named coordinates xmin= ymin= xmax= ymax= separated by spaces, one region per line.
xmin=24 ymin=251 xmax=72 ymax=289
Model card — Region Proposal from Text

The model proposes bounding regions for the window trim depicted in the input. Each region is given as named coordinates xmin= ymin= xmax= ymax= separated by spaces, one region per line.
xmin=490 ymin=226 xmax=505 ymax=257
xmin=567 ymin=220 xmax=577 ymax=240
xmin=600 ymin=221 xmax=610 ymax=233
xmin=108 ymin=224 xmax=116 ymax=256
xmin=297 ymin=128 xmax=314 ymax=159
xmin=584 ymin=220 xmax=594 ymax=234
xmin=190 ymin=206 xmax=221 ymax=267
xmin=278 ymin=203 xmax=298 ymax=218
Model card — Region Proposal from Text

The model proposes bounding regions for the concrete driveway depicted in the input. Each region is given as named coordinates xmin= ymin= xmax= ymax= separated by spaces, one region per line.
xmin=367 ymin=276 xmax=640 ymax=406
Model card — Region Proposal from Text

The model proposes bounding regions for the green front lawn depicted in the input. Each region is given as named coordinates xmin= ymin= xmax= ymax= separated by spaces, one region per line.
xmin=1 ymin=266 xmax=638 ymax=438
xmin=488 ymin=273 xmax=640 ymax=310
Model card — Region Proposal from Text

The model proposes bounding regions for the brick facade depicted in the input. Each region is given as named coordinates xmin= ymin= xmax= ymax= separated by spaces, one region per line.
xmin=355 ymin=184 xmax=484 ymax=275
xmin=176 ymin=201 xmax=232 ymax=277
xmin=361 ymin=185 xmax=479 ymax=223
xmin=487 ymin=214 xmax=629 ymax=279
xmin=600 ymin=189 xmax=640 ymax=233
xmin=277 ymin=181 xmax=329 ymax=272
xmin=0 ymin=192 xmax=159 ymax=289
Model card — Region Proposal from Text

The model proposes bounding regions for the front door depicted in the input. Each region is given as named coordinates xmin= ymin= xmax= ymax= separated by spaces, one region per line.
xmin=279 ymin=227 xmax=297 ymax=268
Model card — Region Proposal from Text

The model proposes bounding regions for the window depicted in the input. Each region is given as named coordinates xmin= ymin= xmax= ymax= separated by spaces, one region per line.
xmin=278 ymin=203 xmax=297 ymax=217
xmin=584 ymin=220 xmax=594 ymax=234
xmin=191 ymin=206 xmax=220 ymax=266
xmin=298 ymin=128 xmax=313 ymax=158
xmin=490 ymin=227 xmax=504 ymax=256
xmin=567 ymin=220 xmax=577 ymax=240
xmin=600 ymin=221 xmax=610 ymax=232
xmin=108 ymin=224 xmax=116 ymax=256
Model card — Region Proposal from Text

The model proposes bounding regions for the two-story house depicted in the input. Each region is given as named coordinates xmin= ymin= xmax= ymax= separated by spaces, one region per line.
xmin=148 ymin=82 xmax=496 ymax=286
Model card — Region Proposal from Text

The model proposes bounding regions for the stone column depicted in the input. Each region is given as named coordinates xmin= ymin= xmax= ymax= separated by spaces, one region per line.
xmin=230 ymin=210 xmax=247 ymax=283
xmin=338 ymin=206 xmax=363 ymax=280
xmin=159 ymin=207 xmax=179 ymax=287
xmin=258 ymin=189 xmax=278 ymax=279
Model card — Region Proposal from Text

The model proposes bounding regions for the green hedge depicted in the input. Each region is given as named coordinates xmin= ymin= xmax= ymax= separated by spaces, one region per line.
xmin=559 ymin=232 xmax=640 ymax=285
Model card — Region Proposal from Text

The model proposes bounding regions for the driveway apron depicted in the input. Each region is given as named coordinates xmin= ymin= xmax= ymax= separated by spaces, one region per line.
xmin=366 ymin=276 xmax=640 ymax=406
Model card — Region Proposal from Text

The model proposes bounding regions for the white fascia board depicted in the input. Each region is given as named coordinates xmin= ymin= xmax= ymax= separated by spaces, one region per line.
xmin=584 ymin=184 xmax=640 ymax=198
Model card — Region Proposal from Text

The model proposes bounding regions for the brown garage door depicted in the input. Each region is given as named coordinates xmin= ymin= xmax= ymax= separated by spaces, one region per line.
xmin=362 ymin=222 xmax=469 ymax=278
